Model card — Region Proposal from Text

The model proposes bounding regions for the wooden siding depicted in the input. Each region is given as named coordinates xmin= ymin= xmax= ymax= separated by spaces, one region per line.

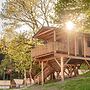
xmin=86 ymin=47 xmax=90 ymax=56
xmin=32 ymin=27 xmax=90 ymax=58
xmin=85 ymin=37 xmax=90 ymax=56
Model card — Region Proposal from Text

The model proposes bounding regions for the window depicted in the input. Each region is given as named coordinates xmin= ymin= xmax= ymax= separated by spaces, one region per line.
xmin=87 ymin=37 xmax=90 ymax=47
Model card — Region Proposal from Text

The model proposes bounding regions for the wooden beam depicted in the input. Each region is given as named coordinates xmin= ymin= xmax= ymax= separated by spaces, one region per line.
xmin=75 ymin=33 xmax=77 ymax=56
xmin=83 ymin=34 xmax=86 ymax=57
xmin=54 ymin=58 xmax=61 ymax=68
xmin=61 ymin=57 xmax=64 ymax=81
xmin=64 ymin=58 xmax=71 ymax=65
xmin=39 ymin=57 xmax=54 ymax=62
xmin=68 ymin=56 xmax=90 ymax=61
xmin=67 ymin=33 xmax=70 ymax=55
xmin=84 ymin=60 xmax=90 ymax=69
xmin=36 ymin=29 xmax=53 ymax=37
xmin=55 ymin=53 xmax=90 ymax=61
xmin=38 ymin=32 xmax=54 ymax=40
xmin=55 ymin=53 xmax=68 ymax=58
xmin=41 ymin=61 xmax=44 ymax=85
xmin=54 ymin=29 xmax=56 ymax=54
xmin=35 ymin=52 xmax=54 ymax=59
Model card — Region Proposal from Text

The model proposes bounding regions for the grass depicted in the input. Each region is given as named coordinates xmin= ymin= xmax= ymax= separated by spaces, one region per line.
xmin=21 ymin=77 xmax=90 ymax=90
xmin=10 ymin=71 xmax=90 ymax=90
xmin=81 ymin=70 xmax=90 ymax=77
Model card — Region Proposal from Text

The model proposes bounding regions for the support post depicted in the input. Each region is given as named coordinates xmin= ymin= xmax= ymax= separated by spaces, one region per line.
xmin=54 ymin=29 xmax=56 ymax=54
xmin=83 ymin=34 xmax=86 ymax=57
xmin=41 ymin=61 xmax=44 ymax=85
xmin=67 ymin=33 xmax=70 ymax=55
xmin=61 ymin=57 xmax=64 ymax=81
xmin=75 ymin=33 xmax=77 ymax=56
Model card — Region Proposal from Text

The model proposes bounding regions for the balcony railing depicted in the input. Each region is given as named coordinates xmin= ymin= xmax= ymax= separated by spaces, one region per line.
xmin=31 ymin=42 xmax=74 ymax=57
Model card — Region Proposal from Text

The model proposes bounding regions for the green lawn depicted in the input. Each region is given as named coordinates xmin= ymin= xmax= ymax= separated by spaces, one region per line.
xmin=9 ymin=71 xmax=90 ymax=90
xmin=81 ymin=70 xmax=90 ymax=77
xmin=22 ymin=76 xmax=90 ymax=90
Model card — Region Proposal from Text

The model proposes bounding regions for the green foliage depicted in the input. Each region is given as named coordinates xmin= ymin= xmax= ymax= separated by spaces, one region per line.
xmin=5 ymin=34 xmax=32 ymax=73
xmin=80 ymin=64 xmax=88 ymax=69
xmin=31 ymin=62 xmax=41 ymax=76
xmin=55 ymin=0 xmax=90 ymax=32
xmin=1 ymin=0 xmax=39 ymax=34
xmin=81 ymin=71 xmax=90 ymax=77
xmin=1 ymin=0 xmax=55 ymax=34
xmin=0 ymin=30 xmax=35 ymax=79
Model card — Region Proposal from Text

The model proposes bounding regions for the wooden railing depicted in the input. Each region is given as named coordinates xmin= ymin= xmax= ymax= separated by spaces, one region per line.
xmin=31 ymin=42 xmax=69 ymax=57
xmin=31 ymin=42 xmax=76 ymax=57
xmin=31 ymin=42 xmax=54 ymax=57
xmin=55 ymin=42 xmax=68 ymax=53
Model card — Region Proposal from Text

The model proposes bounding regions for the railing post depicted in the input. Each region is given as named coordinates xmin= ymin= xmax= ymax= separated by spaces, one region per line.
xmin=83 ymin=34 xmax=86 ymax=57
xmin=75 ymin=32 xmax=77 ymax=56
xmin=67 ymin=33 xmax=70 ymax=55
xmin=41 ymin=61 xmax=44 ymax=85
xmin=54 ymin=30 xmax=56 ymax=54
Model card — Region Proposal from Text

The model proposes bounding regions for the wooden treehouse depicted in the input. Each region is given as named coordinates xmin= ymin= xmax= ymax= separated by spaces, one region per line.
xmin=31 ymin=26 xmax=90 ymax=85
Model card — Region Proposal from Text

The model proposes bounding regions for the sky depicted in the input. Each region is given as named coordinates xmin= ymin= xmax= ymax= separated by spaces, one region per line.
xmin=0 ymin=0 xmax=6 ymax=33
xmin=0 ymin=0 xmax=31 ymax=36
xmin=0 ymin=0 xmax=2 ymax=28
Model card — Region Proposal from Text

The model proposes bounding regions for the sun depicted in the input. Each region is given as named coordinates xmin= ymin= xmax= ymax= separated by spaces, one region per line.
xmin=66 ymin=21 xmax=75 ymax=31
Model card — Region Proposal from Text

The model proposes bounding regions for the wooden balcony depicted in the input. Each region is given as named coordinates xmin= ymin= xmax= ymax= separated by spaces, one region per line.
xmin=31 ymin=42 xmax=54 ymax=58
xmin=31 ymin=42 xmax=72 ymax=58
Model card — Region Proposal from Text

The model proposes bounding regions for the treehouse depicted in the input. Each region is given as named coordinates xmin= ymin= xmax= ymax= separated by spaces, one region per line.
xmin=31 ymin=26 xmax=90 ymax=85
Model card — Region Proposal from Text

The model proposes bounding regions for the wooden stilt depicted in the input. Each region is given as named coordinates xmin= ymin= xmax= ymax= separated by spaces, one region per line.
xmin=61 ymin=57 xmax=64 ymax=81
xmin=41 ymin=61 xmax=44 ymax=85
xmin=69 ymin=66 xmax=72 ymax=77
xmin=75 ymin=65 xmax=79 ymax=76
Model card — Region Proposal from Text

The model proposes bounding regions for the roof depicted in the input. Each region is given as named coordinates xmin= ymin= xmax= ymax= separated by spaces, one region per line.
xmin=33 ymin=26 xmax=58 ymax=40
xmin=33 ymin=26 xmax=90 ymax=40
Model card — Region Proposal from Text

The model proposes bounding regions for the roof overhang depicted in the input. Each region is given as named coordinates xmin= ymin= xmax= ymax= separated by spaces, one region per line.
xmin=33 ymin=27 xmax=58 ymax=40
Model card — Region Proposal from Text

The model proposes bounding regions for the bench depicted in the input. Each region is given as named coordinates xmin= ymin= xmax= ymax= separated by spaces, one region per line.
xmin=14 ymin=79 xmax=24 ymax=88
xmin=0 ymin=80 xmax=11 ymax=89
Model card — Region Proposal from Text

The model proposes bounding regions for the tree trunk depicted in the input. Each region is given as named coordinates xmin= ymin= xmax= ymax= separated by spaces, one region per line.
xmin=24 ymin=69 xmax=27 ymax=86
xmin=29 ymin=68 xmax=33 ymax=84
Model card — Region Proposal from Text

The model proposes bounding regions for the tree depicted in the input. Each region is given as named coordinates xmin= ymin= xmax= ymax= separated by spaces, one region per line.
xmin=0 ymin=0 xmax=56 ymax=83
xmin=0 ymin=28 xmax=35 ymax=83
xmin=4 ymin=33 xmax=33 ymax=83
xmin=1 ymin=0 xmax=55 ymax=35
xmin=55 ymin=0 xmax=90 ymax=32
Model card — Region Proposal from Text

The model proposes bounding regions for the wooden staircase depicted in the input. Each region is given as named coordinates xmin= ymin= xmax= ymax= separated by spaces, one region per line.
xmin=34 ymin=64 xmax=54 ymax=84
xmin=34 ymin=58 xmax=84 ymax=84
xmin=48 ymin=60 xmax=61 ymax=72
